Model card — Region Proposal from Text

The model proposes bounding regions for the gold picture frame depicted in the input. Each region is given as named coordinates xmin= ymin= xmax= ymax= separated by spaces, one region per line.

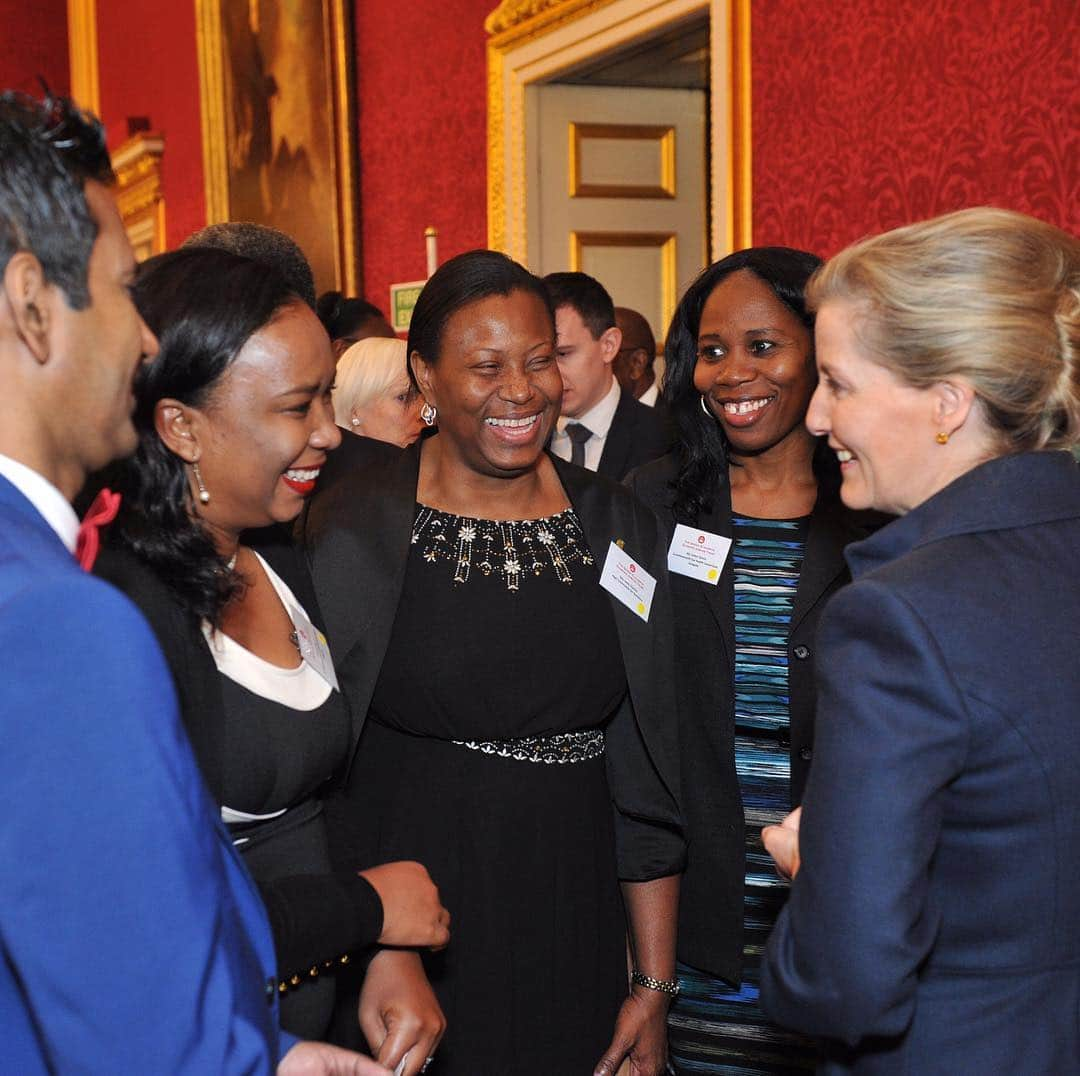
xmin=195 ymin=0 xmax=359 ymax=294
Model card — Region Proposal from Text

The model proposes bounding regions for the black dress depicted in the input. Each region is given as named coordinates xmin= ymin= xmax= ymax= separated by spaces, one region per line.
xmin=348 ymin=505 xmax=630 ymax=1074
xmin=205 ymin=556 xmax=353 ymax=1040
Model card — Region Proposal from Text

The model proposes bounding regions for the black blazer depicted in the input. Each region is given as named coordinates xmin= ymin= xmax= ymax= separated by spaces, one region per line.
xmin=95 ymin=541 xmax=383 ymax=977
xmin=597 ymin=387 xmax=674 ymax=481
xmin=295 ymin=432 xmax=686 ymax=881
xmin=628 ymin=452 xmax=875 ymax=983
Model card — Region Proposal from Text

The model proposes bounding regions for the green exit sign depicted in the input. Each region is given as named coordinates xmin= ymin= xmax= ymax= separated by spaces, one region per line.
xmin=389 ymin=279 xmax=427 ymax=333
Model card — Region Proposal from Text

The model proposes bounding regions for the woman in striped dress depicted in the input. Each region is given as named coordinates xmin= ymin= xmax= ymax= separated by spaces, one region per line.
xmin=629 ymin=248 xmax=877 ymax=1073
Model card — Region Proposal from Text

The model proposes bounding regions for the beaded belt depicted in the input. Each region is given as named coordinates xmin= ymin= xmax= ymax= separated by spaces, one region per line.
xmin=451 ymin=728 xmax=604 ymax=764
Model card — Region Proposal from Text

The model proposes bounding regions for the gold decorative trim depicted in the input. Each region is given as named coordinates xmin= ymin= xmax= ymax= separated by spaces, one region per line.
xmin=328 ymin=0 xmax=360 ymax=294
xmin=569 ymin=229 xmax=677 ymax=329
xmin=569 ymin=122 xmax=676 ymax=199
xmin=485 ymin=0 xmax=609 ymax=38
xmin=727 ymin=0 xmax=752 ymax=250
xmin=67 ymin=0 xmax=100 ymax=116
xmin=112 ymin=133 xmax=166 ymax=261
xmin=194 ymin=0 xmax=359 ymax=293
xmin=194 ymin=0 xmax=228 ymax=224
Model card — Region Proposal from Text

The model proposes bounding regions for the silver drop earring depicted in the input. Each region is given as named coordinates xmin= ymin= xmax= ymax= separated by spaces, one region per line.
xmin=193 ymin=462 xmax=210 ymax=505
xmin=700 ymin=394 xmax=714 ymax=418
xmin=420 ymin=401 xmax=437 ymax=427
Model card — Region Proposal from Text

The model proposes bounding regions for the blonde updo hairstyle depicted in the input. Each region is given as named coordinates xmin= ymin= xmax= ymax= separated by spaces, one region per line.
xmin=807 ymin=207 xmax=1080 ymax=453
xmin=332 ymin=336 xmax=411 ymax=428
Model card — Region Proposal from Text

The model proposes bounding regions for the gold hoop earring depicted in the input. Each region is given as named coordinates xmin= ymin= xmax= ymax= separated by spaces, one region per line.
xmin=935 ymin=432 xmax=950 ymax=445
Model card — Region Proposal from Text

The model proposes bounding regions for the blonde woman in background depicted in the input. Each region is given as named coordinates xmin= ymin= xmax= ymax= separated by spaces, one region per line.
xmin=333 ymin=337 xmax=426 ymax=447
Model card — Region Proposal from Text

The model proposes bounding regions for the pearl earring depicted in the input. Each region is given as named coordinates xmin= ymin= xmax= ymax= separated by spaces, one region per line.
xmin=350 ymin=417 xmax=360 ymax=427
xmin=192 ymin=462 xmax=210 ymax=504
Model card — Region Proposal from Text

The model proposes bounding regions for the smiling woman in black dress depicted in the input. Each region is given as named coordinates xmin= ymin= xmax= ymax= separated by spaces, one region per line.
xmin=299 ymin=250 xmax=685 ymax=1076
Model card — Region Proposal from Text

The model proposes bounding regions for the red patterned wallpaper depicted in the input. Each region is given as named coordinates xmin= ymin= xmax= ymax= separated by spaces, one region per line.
xmin=751 ymin=0 xmax=1080 ymax=256
xmin=95 ymin=2 xmax=205 ymax=248
xmin=354 ymin=0 xmax=492 ymax=316
xmin=0 ymin=0 xmax=69 ymax=97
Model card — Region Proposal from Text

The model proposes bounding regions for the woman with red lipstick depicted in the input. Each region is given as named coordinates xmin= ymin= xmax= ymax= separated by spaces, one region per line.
xmin=628 ymin=248 xmax=879 ymax=1074
xmin=96 ymin=247 xmax=449 ymax=1069
xmin=298 ymin=250 xmax=684 ymax=1075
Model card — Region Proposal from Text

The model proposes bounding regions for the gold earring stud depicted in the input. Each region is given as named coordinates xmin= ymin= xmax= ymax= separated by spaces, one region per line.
xmin=935 ymin=432 xmax=950 ymax=445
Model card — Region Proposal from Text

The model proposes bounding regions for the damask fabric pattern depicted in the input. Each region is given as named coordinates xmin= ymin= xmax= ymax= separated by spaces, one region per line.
xmin=669 ymin=515 xmax=816 ymax=1074
xmin=752 ymin=0 xmax=1080 ymax=253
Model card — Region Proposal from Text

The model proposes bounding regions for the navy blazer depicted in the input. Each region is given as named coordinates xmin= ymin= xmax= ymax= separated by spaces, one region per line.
xmin=0 ymin=474 xmax=289 ymax=1071
xmin=295 ymin=432 xmax=685 ymax=881
xmin=629 ymin=451 xmax=874 ymax=983
xmin=762 ymin=451 xmax=1080 ymax=1074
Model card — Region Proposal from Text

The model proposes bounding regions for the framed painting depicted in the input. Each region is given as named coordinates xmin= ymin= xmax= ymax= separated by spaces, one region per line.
xmin=195 ymin=0 xmax=359 ymax=294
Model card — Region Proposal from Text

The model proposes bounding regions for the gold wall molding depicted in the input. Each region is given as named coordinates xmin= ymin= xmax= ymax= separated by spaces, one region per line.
xmin=727 ymin=0 xmax=752 ymax=251
xmin=66 ymin=0 xmax=100 ymax=116
xmin=570 ymin=229 xmax=676 ymax=328
xmin=486 ymin=0 xmax=752 ymax=263
xmin=112 ymin=133 xmax=165 ymax=261
xmin=569 ymin=122 xmax=675 ymax=198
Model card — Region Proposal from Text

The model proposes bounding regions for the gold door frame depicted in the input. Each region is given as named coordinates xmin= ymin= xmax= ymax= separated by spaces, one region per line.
xmin=485 ymin=0 xmax=752 ymax=264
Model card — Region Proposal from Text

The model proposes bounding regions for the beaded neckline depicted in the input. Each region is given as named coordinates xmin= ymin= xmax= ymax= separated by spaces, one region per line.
xmin=411 ymin=504 xmax=594 ymax=591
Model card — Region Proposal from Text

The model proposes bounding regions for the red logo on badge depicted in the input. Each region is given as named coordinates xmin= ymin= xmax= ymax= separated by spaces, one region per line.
xmin=697 ymin=534 xmax=706 ymax=544
xmin=628 ymin=563 xmax=636 ymax=573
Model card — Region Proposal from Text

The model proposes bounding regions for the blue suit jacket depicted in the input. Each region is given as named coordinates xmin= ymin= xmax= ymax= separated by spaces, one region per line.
xmin=761 ymin=451 xmax=1080 ymax=1074
xmin=0 ymin=475 xmax=292 ymax=1072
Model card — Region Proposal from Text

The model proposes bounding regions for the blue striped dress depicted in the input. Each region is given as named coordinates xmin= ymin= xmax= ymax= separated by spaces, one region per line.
xmin=668 ymin=514 xmax=817 ymax=1074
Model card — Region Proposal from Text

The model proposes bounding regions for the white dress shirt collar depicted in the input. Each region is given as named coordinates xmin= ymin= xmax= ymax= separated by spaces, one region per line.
xmin=638 ymin=381 xmax=660 ymax=408
xmin=551 ymin=376 xmax=622 ymax=471
xmin=556 ymin=374 xmax=621 ymax=440
xmin=0 ymin=453 xmax=80 ymax=553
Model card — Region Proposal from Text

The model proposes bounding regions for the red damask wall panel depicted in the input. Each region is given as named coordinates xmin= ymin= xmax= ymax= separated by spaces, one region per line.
xmin=0 ymin=0 xmax=69 ymax=97
xmin=751 ymin=0 xmax=1080 ymax=256
xmin=96 ymin=2 xmax=205 ymax=248
xmin=354 ymin=0 xmax=492 ymax=317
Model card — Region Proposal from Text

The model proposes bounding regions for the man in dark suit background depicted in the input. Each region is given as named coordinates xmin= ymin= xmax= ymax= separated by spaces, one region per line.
xmin=613 ymin=305 xmax=662 ymax=409
xmin=545 ymin=272 xmax=671 ymax=480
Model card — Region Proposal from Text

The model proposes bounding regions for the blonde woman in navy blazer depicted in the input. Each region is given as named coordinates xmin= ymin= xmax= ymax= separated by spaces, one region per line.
xmin=761 ymin=208 xmax=1080 ymax=1074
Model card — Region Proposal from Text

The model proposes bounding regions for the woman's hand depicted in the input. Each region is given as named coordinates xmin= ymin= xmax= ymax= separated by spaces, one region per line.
xmin=359 ymin=861 xmax=450 ymax=950
xmin=593 ymin=988 xmax=671 ymax=1076
xmin=762 ymin=806 xmax=802 ymax=880
xmin=278 ymin=1041 xmax=390 ymax=1075
xmin=358 ymin=949 xmax=446 ymax=1076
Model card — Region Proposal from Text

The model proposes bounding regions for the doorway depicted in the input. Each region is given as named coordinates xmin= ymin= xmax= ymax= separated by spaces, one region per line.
xmin=528 ymin=15 xmax=709 ymax=342
xmin=486 ymin=0 xmax=751 ymax=326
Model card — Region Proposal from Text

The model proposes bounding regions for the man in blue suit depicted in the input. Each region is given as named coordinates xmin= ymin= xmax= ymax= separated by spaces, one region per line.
xmin=0 ymin=91 xmax=384 ymax=1075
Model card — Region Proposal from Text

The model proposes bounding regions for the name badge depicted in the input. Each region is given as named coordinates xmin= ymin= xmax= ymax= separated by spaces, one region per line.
xmin=667 ymin=524 xmax=731 ymax=585
xmin=599 ymin=542 xmax=656 ymax=622
xmin=288 ymin=602 xmax=340 ymax=692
